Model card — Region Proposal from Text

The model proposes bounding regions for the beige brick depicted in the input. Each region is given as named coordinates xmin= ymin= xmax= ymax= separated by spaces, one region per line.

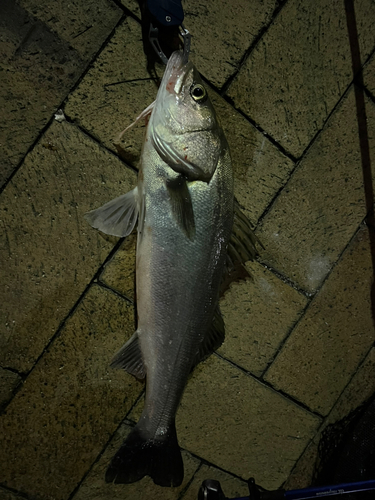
xmin=100 ymin=233 xmax=137 ymax=302
xmin=0 ymin=368 xmax=22 ymax=409
xmin=0 ymin=488 xmax=24 ymax=500
xmin=219 ymin=261 xmax=308 ymax=376
xmin=227 ymin=0 xmax=375 ymax=157
xmin=284 ymin=441 xmax=318 ymax=490
xmin=264 ymin=226 xmax=375 ymax=415
xmin=181 ymin=464 xmax=249 ymax=500
xmin=180 ymin=0 xmax=277 ymax=88
xmin=65 ymin=17 xmax=157 ymax=169
xmin=325 ymin=346 xmax=375 ymax=426
xmin=0 ymin=0 xmax=121 ymax=188
xmin=73 ymin=422 xmax=200 ymax=500
xmin=0 ymin=120 xmax=136 ymax=373
xmin=209 ymin=91 xmax=295 ymax=223
xmin=364 ymin=52 xmax=375 ymax=97
xmin=285 ymin=347 xmax=375 ymax=490
xmin=255 ymin=88 xmax=375 ymax=293
xmin=178 ymin=356 xmax=320 ymax=489
xmin=120 ymin=0 xmax=139 ymax=16
xmin=0 ymin=285 xmax=141 ymax=500
xmin=0 ymin=4 xmax=84 ymax=186
xmin=130 ymin=356 xmax=321 ymax=489
xmin=19 ymin=0 xmax=122 ymax=60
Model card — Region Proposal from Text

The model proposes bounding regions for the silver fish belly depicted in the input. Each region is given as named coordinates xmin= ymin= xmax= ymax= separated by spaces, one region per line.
xmin=86 ymin=50 xmax=237 ymax=487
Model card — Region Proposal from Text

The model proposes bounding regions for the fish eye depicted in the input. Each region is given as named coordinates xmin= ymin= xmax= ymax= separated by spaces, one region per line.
xmin=190 ymin=84 xmax=207 ymax=103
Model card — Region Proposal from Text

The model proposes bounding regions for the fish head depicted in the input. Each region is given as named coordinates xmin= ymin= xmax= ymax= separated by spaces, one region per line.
xmin=149 ymin=51 xmax=226 ymax=182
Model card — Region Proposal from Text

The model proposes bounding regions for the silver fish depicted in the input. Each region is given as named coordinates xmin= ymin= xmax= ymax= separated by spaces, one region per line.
xmin=85 ymin=50 xmax=257 ymax=487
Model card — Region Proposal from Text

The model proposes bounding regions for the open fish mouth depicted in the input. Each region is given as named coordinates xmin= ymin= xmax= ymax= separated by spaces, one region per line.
xmin=161 ymin=50 xmax=193 ymax=97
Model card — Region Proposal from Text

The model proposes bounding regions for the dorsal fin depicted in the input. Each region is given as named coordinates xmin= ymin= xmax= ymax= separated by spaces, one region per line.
xmin=221 ymin=199 xmax=263 ymax=295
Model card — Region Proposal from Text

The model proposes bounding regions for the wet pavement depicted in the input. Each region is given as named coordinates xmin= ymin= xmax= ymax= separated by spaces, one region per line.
xmin=1 ymin=0 xmax=375 ymax=499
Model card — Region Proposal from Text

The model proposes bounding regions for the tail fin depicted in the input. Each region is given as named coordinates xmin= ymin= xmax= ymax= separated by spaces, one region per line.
xmin=105 ymin=423 xmax=184 ymax=487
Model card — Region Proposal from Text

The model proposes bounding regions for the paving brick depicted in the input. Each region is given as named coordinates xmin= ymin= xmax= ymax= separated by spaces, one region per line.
xmin=264 ymin=226 xmax=375 ymax=416
xmin=65 ymin=17 xmax=157 ymax=169
xmin=185 ymin=0 xmax=278 ymax=88
xmin=0 ymin=368 xmax=22 ymax=409
xmin=0 ymin=2 xmax=82 ymax=187
xmin=285 ymin=347 xmax=375 ymax=489
xmin=227 ymin=0 xmax=375 ymax=157
xmin=284 ymin=440 xmax=318 ymax=490
xmin=72 ymin=422 xmax=200 ymax=500
xmin=255 ymin=87 xmax=375 ymax=293
xmin=218 ymin=261 xmax=308 ymax=377
xmin=18 ymin=0 xmax=122 ymax=60
xmin=100 ymin=233 xmax=137 ymax=302
xmin=179 ymin=356 xmax=320 ymax=489
xmin=209 ymin=91 xmax=295 ymax=223
xmin=325 ymin=346 xmax=375 ymax=425
xmin=0 ymin=120 xmax=136 ymax=373
xmin=120 ymin=0 xmax=139 ymax=16
xmin=0 ymin=488 xmax=24 ymax=500
xmin=0 ymin=0 xmax=121 ymax=188
xmin=364 ymin=52 xmax=375 ymax=98
xmin=130 ymin=356 xmax=320 ymax=489
xmin=0 ymin=285 xmax=141 ymax=500
xmin=181 ymin=464 xmax=249 ymax=500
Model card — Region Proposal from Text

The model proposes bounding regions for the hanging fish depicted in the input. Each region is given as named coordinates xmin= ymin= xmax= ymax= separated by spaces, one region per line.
xmin=85 ymin=49 xmax=258 ymax=487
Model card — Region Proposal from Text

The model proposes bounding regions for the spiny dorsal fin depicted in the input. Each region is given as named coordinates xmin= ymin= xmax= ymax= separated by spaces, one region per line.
xmin=221 ymin=199 xmax=263 ymax=294
xmin=110 ymin=331 xmax=146 ymax=380
xmin=84 ymin=187 xmax=139 ymax=238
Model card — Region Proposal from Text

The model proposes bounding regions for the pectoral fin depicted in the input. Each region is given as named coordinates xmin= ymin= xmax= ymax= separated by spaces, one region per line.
xmin=166 ymin=176 xmax=195 ymax=240
xmin=85 ymin=187 xmax=139 ymax=238
xmin=110 ymin=331 xmax=146 ymax=380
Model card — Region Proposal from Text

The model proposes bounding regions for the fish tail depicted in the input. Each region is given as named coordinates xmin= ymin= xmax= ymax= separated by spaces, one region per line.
xmin=105 ymin=422 xmax=184 ymax=487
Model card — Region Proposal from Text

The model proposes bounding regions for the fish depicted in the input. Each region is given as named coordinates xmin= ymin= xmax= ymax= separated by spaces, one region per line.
xmin=85 ymin=49 xmax=258 ymax=487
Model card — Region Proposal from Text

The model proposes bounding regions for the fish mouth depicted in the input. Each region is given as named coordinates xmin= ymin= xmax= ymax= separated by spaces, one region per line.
xmin=163 ymin=51 xmax=193 ymax=96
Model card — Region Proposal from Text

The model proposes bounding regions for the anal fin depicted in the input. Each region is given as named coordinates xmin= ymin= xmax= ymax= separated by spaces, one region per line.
xmin=110 ymin=331 xmax=146 ymax=380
